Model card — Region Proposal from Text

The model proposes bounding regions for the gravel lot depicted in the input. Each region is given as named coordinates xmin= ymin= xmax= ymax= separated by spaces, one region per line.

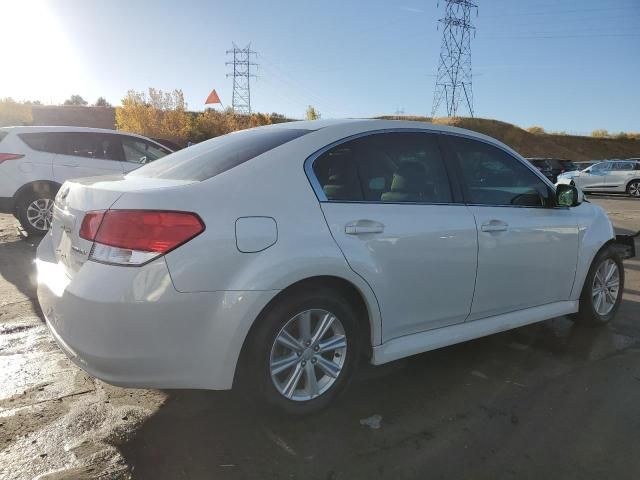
xmin=1 ymin=195 xmax=639 ymax=480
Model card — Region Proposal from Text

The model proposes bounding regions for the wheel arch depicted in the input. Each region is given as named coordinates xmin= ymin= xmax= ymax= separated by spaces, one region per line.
xmin=625 ymin=177 xmax=640 ymax=192
xmin=234 ymin=274 xmax=377 ymax=386
xmin=12 ymin=180 xmax=62 ymax=211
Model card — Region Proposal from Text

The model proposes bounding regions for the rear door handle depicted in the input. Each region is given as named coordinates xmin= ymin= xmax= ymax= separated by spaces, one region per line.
xmin=345 ymin=220 xmax=385 ymax=235
xmin=481 ymin=220 xmax=509 ymax=232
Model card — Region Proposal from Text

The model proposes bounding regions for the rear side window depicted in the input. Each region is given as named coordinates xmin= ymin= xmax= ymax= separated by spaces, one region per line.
xmin=19 ymin=132 xmax=124 ymax=161
xmin=19 ymin=132 xmax=59 ymax=153
xmin=312 ymin=132 xmax=452 ymax=203
xmin=129 ymin=128 xmax=310 ymax=181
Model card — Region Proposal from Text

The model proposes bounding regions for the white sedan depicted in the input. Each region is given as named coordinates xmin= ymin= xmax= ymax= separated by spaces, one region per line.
xmin=36 ymin=119 xmax=627 ymax=414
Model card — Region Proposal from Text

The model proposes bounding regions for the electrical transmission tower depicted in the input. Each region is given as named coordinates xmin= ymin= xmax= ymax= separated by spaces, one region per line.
xmin=226 ymin=43 xmax=258 ymax=114
xmin=431 ymin=0 xmax=478 ymax=118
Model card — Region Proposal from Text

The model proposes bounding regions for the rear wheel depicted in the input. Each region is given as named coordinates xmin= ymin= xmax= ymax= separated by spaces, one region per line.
xmin=572 ymin=245 xmax=624 ymax=326
xmin=16 ymin=187 xmax=55 ymax=236
xmin=627 ymin=180 xmax=640 ymax=198
xmin=245 ymin=287 xmax=360 ymax=415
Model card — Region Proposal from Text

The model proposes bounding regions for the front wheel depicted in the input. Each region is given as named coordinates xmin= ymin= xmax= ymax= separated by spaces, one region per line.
xmin=245 ymin=288 xmax=361 ymax=415
xmin=627 ymin=180 xmax=640 ymax=198
xmin=572 ymin=245 xmax=624 ymax=326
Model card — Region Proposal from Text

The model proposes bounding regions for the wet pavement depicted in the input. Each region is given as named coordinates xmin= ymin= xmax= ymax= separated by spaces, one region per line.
xmin=1 ymin=195 xmax=639 ymax=479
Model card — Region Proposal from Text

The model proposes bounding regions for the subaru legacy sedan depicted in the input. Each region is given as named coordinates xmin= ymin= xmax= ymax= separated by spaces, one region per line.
xmin=36 ymin=120 xmax=626 ymax=414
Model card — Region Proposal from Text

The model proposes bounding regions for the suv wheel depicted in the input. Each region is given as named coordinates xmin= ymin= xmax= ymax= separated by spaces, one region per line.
xmin=246 ymin=287 xmax=360 ymax=415
xmin=627 ymin=180 xmax=640 ymax=198
xmin=572 ymin=245 xmax=624 ymax=325
xmin=16 ymin=187 xmax=55 ymax=236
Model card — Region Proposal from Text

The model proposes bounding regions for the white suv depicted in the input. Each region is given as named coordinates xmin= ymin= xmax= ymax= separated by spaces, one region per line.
xmin=0 ymin=126 xmax=172 ymax=234
xmin=36 ymin=120 xmax=630 ymax=414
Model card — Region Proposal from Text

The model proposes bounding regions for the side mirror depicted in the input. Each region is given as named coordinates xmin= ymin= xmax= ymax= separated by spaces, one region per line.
xmin=584 ymin=168 xmax=591 ymax=173
xmin=555 ymin=184 xmax=583 ymax=207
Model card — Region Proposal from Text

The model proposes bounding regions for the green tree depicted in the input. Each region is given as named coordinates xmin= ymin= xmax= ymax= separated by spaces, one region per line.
xmin=64 ymin=94 xmax=88 ymax=106
xmin=305 ymin=105 xmax=321 ymax=120
xmin=94 ymin=97 xmax=112 ymax=107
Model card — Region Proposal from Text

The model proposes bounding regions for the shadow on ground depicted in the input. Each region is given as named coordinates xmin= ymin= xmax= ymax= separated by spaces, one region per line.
xmin=120 ymin=296 xmax=640 ymax=480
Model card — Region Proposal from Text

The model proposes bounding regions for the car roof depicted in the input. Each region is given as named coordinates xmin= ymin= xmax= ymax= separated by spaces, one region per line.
xmin=0 ymin=125 xmax=164 ymax=144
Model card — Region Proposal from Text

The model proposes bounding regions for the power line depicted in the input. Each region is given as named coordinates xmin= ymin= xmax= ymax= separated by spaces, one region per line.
xmin=226 ymin=43 xmax=258 ymax=114
xmin=432 ymin=0 xmax=479 ymax=118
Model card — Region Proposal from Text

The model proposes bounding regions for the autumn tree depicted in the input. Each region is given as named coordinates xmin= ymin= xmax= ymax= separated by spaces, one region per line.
xmin=0 ymin=98 xmax=33 ymax=126
xmin=116 ymin=88 xmax=192 ymax=142
xmin=306 ymin=105 xmax=321 ymax=120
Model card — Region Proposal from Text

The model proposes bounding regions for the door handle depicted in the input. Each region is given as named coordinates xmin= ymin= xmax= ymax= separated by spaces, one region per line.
xmin=345 ymin=220 xmax=385 ymax=235
xmin=481 ymin=220 xmax=509 ymax=232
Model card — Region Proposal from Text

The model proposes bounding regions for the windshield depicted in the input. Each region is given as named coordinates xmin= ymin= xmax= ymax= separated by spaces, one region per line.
xmin=128 ymin=127 xmax=310 ymax=181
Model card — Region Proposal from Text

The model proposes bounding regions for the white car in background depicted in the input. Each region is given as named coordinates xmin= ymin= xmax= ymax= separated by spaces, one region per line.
xmin=36 ymin=119 xmax=629 ymax=415
xmin=557 ymin=160 xmax=640 ymax=197
xmin=0 ymin=126 xmax=172 ymax=235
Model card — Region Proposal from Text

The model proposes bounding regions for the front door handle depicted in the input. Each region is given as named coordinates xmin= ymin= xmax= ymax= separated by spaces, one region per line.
xmin=481 ymin=220 xmax=509 ymax=232
xmin=345 ymin=220 xmax=385 ymax=235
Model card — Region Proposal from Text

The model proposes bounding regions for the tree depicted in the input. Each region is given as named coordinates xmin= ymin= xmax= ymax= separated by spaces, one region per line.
xmin=64 ymin=94 xmax=88 ymax=106
xmin=0 ymin=98 xmax=33 ymax=127
xmin=306 ymin=105 xmax=321 ymax=120
xmin=116 ymin=88 xmax=192 ymax=142
xmin=591 ymin=129 xmax=609 ymax=138
xmin=94 ymin=97 xmax=112 ymax=107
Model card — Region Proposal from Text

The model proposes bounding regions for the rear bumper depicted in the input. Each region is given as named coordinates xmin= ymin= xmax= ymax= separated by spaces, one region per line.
xmin=0 ymin=196 xmax=13 ymax=214
xmin=36 ymin=234 xmax=277 ymax=390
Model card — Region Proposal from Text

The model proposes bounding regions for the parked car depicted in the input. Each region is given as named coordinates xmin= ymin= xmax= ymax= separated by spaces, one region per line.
xmin=526 ymin=158 xmax=555 ymax=182
xmin=0 ymin=126 xmax=173 ymax=235
xmin=557 ymin=159 xmax=640 ymax=197
xmin=37 ymin=119 xmax=629 ymax=415
xmin=527 ymin=158 xmax=578 ymax=182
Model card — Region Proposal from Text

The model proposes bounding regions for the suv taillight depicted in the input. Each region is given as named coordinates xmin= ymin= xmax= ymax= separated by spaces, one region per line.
xmin=80 ymin=210 xmax=205 ymax=265
xmin=0 ymin=153 xmax=24 ymax=164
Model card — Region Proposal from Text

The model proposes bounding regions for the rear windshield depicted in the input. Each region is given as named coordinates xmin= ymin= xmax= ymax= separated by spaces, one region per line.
xmin=128 ymin=127 xmax=310 ymax=181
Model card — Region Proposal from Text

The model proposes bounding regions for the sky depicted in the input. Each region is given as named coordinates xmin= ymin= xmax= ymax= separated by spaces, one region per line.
xmin=1 ymin=0 xmax=639 ymax=134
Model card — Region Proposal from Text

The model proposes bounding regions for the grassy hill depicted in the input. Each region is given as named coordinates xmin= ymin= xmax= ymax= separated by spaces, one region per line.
xmin=378 ymin=116 xmax=640 ymax=162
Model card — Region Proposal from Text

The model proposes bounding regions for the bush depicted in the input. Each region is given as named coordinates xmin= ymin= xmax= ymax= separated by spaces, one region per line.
xmin=0 ymin=98 xmax=32 ymax=127
xmin=527 ymin=126 xmax=545 ymax=135
xmin=591 ymin=129 xmax=609 ymax=138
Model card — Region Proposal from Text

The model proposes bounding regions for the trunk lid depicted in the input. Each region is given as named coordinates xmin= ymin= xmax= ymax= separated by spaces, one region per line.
xmin=50 ymin=174 xmax=196 ymax=274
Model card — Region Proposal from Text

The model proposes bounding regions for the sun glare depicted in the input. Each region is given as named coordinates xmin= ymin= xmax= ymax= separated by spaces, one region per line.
xmin=0 ymin=0 xmax=85 ymax=103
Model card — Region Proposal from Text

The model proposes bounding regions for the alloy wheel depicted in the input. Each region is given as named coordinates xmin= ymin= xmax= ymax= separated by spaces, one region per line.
xmin=26 ymin=198 xmax=54 ymax=231
xmin=592 ymin=259 xmax=620 ymax=315
xmin=629 ymin=182 xmax=640 ymax=197
xmin=269 ymin=309 xmax=347 ymax=401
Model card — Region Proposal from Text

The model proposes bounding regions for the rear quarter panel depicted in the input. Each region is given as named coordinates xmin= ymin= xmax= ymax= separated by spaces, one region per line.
xmin=0 ymin=133 xmax=55 ymax=198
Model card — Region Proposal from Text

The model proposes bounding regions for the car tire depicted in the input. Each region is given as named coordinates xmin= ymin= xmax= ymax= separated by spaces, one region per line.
xmin=627 ymin=180 xmax=640 ymax=198
xmin=572 ymin=245 xmax=624 ymax=326
xmin=15 ymin=186 xmax=56 ymax=236
xmin=245 ymin=287 xmax=361 ymax=415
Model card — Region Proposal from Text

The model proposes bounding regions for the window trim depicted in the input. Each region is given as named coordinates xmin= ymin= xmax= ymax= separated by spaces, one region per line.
xmin=439 ymin=131 xmax=560 ymax=210
xmin=304 ymin=128 xmax=461 ymax=206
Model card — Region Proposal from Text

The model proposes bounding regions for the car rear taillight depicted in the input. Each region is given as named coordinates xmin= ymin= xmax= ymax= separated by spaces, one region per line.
xmin=0 ymin=153 xmax=25 ymax=164
xmin=79 ymin=210 xmax=204 ymax=265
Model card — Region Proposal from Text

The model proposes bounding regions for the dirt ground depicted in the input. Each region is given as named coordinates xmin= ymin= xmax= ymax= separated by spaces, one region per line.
xmin=1 ymin=195 xmax=639 ymax=480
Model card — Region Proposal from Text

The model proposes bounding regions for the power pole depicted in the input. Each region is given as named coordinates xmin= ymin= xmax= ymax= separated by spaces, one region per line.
xmin=226 ymin=43 xmax=258 ymax=115
xmin=431 ymin=0 xmax=478 ymax=118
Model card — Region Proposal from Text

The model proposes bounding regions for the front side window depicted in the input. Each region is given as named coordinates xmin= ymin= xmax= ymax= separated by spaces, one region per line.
xmin=312 ymin=132 xmax=452 ymax=203
xmin=122 ymin=137 xmax=170 ymax=164
xmin=447 ymin=136 xmax=551 ymax=207
xmin=591 ymin=162 xmax=611 ymax=173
